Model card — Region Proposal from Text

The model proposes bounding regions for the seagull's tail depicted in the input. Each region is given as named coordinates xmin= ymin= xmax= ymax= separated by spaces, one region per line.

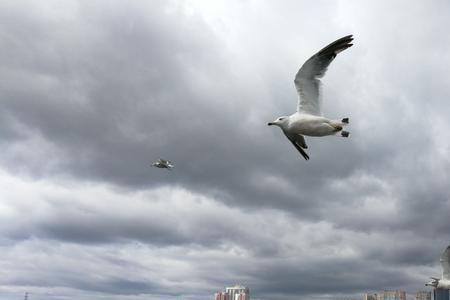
xmin=340 ymin=118 xmax=349 ymax=137
xmin=330 ymin=119 xmax=350 ymax=138
xmin=332 ymin=129 xmax=350 ymax=137
xmin=331 ymin=118 xmax=349 ymax=127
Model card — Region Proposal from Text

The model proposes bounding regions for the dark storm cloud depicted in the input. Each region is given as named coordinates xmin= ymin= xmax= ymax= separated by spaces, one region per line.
xmin=1 ymin=0 xmax=446 ymax=225
xmin=253 ymin=260 xmax=411 ymax=294
xmin=7 ymin=276 xmax=157 ymax=295
xmin=0 ymin=0 xmax=322 ymax=213
xmin=1 ymin=0 xmax=450 ymax=300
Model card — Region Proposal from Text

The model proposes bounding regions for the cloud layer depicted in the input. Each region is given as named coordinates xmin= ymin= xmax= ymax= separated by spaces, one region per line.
xmin=1 ymin=0 xmax=450 ymax=299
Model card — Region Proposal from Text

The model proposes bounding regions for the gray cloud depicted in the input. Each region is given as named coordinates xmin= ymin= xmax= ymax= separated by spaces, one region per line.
xmin=1 ymin=0 xmax=450 ymax=300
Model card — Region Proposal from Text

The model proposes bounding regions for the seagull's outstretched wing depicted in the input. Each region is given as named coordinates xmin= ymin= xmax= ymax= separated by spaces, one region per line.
xmin=284 ymin=132 xmax=309 ymax=160
xmin=440 ymin=245 xmax=450 ymax=280
xmin=294 ymin=35 xmax=353 ymax=115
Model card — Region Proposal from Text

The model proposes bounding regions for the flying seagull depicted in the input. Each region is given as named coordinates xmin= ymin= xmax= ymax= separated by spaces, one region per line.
xmin=426 ymin=245 xmax=450 ymax=289
xmin=268 ymin=35 xmax=354 ymax=160
xmin=152 ymin=159 xmax=174 ymax=170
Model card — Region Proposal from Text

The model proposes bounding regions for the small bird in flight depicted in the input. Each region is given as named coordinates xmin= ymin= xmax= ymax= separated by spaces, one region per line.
xmin=268 ymin=35 xmax=354 ymax=160
xmin=151 ymin=159 xmax=174 ymax=170
xmin=426 ymin=245 xmax=450 ymax=289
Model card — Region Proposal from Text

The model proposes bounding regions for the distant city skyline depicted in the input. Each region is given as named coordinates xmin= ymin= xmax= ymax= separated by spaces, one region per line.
xmin=215 ymin=285 xmax=249 ymax=300
xmin=362 ymin=290 xmax=432 ymax=300
xmin=416 ymin=291 xmax=432 ymax=300
xmin=434 ymin=289 xmax=449 ymax=300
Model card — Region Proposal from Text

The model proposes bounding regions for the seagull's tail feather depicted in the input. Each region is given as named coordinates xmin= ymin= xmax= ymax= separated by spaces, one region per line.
xmin=331 ymin=118 xmax=349 ymax=127
xmin=330 ymin=120 xmax=350 ymax=137
xmin=332 ymin=129 xmax=350 ymax=137
xmin=339 ymin=118 xmax=349 ymax=137
xmin=341 ymin=131 xmax=350 ymax=137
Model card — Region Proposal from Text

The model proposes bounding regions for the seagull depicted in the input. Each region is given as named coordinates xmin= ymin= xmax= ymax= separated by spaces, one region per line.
xmin=426 ymin=245 xmax=450 ymax=289
xmin=152 ymin=159 xmax=174 ymax=170
xmin=268 ymin=35 xmax=354 ymax=160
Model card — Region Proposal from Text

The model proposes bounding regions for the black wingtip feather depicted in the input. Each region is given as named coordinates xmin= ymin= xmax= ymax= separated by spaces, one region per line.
xmin=341 ymin=131 xmax=350 ymax=137
xmin=317 ymin=35 xmax=354 ymax=57
xmin=288 ymin=139 xmax=310 ymax=160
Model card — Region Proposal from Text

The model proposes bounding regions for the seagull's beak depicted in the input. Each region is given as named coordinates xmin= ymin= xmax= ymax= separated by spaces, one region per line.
xmin=267 ymin=122 xmax=274 ymax=126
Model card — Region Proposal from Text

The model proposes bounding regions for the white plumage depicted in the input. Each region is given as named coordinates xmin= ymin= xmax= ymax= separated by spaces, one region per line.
xmin=268 ymin=35 xmax=353 ymax=160
xmin=426 ymin=245 xmax=450 ymax=288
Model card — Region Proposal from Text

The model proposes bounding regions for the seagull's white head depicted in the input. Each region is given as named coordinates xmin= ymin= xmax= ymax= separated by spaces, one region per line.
xmin=268 ymin=116 xmax=289 ymax=129
xmin=426 ymin=277 xmax=439 ymax=287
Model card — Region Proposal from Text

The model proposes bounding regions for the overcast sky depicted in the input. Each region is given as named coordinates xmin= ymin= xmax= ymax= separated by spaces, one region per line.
xmin=1 ymin=1 xmax=450 ymax=300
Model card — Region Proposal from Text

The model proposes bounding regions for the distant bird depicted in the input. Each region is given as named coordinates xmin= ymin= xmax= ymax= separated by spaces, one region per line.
xmin=268 ymin=35 xmax=353 ymax=160
xmin=426 ymin=245 xmax=450 ymax=289
xmin=152 ymin=159 xmax=174 ymax=170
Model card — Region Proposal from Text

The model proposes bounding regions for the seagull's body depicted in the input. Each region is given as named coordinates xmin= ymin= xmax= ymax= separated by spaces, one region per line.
xmin=152 ymin=159 xmax=174 ymax=170
xmin=426 ymin=245 xmax=450 ymax=289
xmin=286 ymin=114 xmax=345 ymax=137
xmin=268 ymin=35 xmax=354 ymax=160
